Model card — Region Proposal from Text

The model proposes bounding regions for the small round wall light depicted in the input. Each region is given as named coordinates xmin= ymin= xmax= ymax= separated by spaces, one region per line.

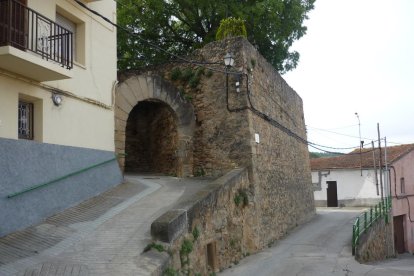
xmin=224 ymin=52 xmax=234 ymax=67
xmin=52 ymin=93 xmax=63 ymax=106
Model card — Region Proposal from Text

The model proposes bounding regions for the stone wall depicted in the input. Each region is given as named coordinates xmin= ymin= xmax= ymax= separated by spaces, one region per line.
xmin=143 ymin=37 xmax=315 ymax=273
xmin=355 ymin=213 xmax=395 ymax=263
xmin=151 ymin=168 xmax=257 ymax=274
xmin=185 ymin=37 xmax=314 ymax=246
xmin=240 ymin=39 xmax=315 ymax=245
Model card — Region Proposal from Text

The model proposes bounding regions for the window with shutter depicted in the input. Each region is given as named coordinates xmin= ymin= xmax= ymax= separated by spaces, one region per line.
xmin=55 ymin=13 xmax=76 ymax=63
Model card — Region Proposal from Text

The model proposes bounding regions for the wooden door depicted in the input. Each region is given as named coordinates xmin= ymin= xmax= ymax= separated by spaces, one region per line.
xmin=327 ymin=181 xmax=338 ymax=207
xmin=394 ymin=215 xmax=406 ymax=254
xmin=0 ymin=0 xmax=27 ymax=48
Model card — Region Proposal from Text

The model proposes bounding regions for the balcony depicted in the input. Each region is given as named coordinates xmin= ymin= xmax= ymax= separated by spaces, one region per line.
xmin=0 ymin=0 xmax=73 ymax=81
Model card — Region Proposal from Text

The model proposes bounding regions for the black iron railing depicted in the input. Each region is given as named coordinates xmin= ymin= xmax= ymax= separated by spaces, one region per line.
xmin=0 ymin=0 xmax=73 ymax=69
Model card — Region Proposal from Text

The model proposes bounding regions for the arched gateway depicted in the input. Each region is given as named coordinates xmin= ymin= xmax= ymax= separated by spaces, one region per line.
xmin=114 ymin=74 xmax=195 ymax=177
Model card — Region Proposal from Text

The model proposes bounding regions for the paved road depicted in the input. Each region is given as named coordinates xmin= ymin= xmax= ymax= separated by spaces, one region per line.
xmin=220 ymin=209 xmax=414 ymax=276
xmin=0 ymin=174 xmax=212 ymax=276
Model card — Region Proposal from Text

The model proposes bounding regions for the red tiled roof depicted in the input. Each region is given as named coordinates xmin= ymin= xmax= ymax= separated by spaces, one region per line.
xmin=310 ymin=144 xmax=414 ymax=171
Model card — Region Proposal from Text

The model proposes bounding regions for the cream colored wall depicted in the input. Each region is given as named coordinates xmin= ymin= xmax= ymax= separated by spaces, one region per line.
xmin=0 ymin=0 xmax=117 ymax=151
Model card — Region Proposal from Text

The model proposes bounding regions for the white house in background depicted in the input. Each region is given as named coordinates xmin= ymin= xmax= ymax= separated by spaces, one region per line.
xmin=311 ymin=144 xmax=414 ymax=207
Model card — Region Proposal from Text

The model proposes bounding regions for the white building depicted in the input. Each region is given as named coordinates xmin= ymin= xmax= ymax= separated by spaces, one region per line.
xmin=311 ymin=145 xmax=414 ymax=208
xmin=0 ymin=0 xmax=122 ymax=236
xmin=311 ymin=149 xmax=384 ymax=207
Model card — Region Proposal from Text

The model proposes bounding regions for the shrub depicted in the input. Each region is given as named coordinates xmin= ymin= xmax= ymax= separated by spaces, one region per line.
xmin=170 ymin=68 xmax=182 ymax=81
xmin=216 ymin=17 xmax=247 ymax=40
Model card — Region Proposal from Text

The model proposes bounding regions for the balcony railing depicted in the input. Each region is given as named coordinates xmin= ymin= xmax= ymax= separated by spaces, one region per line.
xmin=0 ymin=0 xmax=73 ymax=69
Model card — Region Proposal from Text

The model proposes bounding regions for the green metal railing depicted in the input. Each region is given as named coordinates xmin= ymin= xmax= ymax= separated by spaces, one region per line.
xmin=7 ymin=154 xmax=124 ymax=199
xmin=352 ymin=196 xmax=392 ymax=255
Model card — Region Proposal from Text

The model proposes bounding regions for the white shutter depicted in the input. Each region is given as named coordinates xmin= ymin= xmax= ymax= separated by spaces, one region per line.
xmin=55 ymin=13 xmax=76 ymax=62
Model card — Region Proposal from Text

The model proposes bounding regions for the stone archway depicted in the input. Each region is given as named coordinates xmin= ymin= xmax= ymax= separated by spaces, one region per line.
xmin=114 ymin=74 xmax=195 ymax=177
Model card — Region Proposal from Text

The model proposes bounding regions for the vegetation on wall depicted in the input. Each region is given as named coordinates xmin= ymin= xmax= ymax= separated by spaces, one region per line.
xmin=117 ymin=0 xmax=315 ymax=73
xmin=216 ymin=17 xmax=247 ymax=40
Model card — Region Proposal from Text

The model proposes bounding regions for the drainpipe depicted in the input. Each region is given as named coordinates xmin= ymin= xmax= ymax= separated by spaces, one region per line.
xmin=378 ymin=123 xmax=383 ymax=200
xmin=384 ymin=137 xmax=389 ymax=198
xmin=312 ymin=170 xmax=330 ymax=191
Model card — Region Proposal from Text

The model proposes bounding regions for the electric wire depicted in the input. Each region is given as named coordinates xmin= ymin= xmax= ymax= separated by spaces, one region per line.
xmin=74 ymin=0 xmax=226 ymax=71
xmin=307 ymin=126 xmax=374 ymax=141
xmin=75 ymin=0 xmax=371 ymax=154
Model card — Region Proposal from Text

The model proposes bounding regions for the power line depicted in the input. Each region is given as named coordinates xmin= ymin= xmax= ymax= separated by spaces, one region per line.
xmin=307 ymin=126 xmax=374 ymax=141
xmin=74 ymin=0 xmax=225 ymax=72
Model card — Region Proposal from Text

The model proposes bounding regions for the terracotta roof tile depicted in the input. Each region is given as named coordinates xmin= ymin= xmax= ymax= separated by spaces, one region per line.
xmin=310 ymin=144 xmax=414 ymax=171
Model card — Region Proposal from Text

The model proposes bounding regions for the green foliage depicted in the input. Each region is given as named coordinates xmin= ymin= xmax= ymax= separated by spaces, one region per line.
xmin=216 ymin=17 xmax=247 ymax=40
xmin=180 ymin=239 xmax=193 ymax=256
xmin=144 ymin=242 xmax=165 ymax=253
xmin=250 ymin=58 xmax=256 ymax=68
xmin=234 ymin=189 xmax=248 ymax=207
xmin=163 ymin=267 xmax=179 ymax=276
xmin=170 ymin=68 xmax=182 ymax=81
xmin=181 ymin=68 xmax=194 ymax=82
xmin=192 ymin=227 xmax=200 ymax=241
xmin=234 ymin=194 xmax=242 ymax=206
xmin=195 ymin=67 xmax=205 ymax=77
xmin=206 ymin=70 xmax=213 ymax=78
xmin=188 ymin=75 xmax=200 ymax=88
xmin=117 ymin=0 xmax=315 ymax=73
xmin=194 ymin=167 xmax=206 ymax=177
xmin=229 ymin=239 xmax=236 ymax=248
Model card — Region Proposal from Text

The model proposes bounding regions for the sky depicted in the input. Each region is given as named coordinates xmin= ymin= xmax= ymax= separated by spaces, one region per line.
xmin=283 ymin=0 xmax=414 ymax=153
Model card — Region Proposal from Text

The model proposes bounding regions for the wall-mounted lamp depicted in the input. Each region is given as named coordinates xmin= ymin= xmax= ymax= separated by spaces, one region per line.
xmin=224 ymin=52 xmax=234 ymax=67
xmin=52 ymin=93 xmax=63 ymax=106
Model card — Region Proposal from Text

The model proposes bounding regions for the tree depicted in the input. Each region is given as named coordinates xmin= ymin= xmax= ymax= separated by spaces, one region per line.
xmin=117 ymin=0 xmax=315 ymax=73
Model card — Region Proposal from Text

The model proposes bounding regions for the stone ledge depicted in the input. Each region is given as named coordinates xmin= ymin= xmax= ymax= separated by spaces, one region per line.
xmin=151 ymin=167 xmax=247 ymax=243
xmin=137 ymin=250 xmax=170 ymax=276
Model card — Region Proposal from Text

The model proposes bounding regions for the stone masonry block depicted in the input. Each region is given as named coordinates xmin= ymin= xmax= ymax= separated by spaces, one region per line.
xmin=115 ymin=106 xmax=129 ymax=122
xmin=124 ymin=77 xmax=145 ymax=102
xmin=138 ymin=76 xmax=150 ymax=99
xmin=151 ymin=209 xmax=187 ymax=243
xmin=119 ymin=85 xmax=138 ymax=107
xmin=116 ymin=94 xmax=133 ymax=114
xmin=146 ymin=76 xmax=154 ymax=98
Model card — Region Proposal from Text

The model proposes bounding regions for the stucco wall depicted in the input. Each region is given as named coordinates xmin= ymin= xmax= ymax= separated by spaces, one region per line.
xmin=391 ymin=150 xmax=414 ymax=253
xmin=313 ymin=169 xmax=381 ymax=207
xmin=0 ymin=138 xmax=123 ymax=237
xmin=0 ymin=0 xmax=117 ymax=151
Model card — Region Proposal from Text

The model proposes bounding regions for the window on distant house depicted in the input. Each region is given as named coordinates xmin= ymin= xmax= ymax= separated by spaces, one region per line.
xmin=18 ymin=100 xmax=33 ymax=140
xmin=401 ymin=177 xmax=405 ymax=194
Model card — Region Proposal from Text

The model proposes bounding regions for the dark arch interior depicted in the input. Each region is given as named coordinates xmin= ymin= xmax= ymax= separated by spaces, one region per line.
xmin=125 ymin=100 xmax=178 ymax=175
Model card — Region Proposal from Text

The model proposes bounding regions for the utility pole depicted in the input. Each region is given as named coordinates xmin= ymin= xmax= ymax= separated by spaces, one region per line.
xmin=372 ymin=141 xmax=379 ymax=195
xmin=355 ymin=113 xmax=362 ymax=176
xmin=377 ymin=123 xmax=383 ymax=200
xmin=384 ymin=137 xmax=389 ymax=199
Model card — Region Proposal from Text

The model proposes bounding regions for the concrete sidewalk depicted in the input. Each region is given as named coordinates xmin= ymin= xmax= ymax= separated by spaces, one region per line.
xmin=0 ymin=174 xmax=212 ymax=276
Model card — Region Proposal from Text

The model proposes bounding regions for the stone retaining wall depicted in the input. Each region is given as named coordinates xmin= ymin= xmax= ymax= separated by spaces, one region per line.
xmin=355 ymin=213 xmax=395 ymax=263
xmin=151 ymin=168 xmax=257 ymax=274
